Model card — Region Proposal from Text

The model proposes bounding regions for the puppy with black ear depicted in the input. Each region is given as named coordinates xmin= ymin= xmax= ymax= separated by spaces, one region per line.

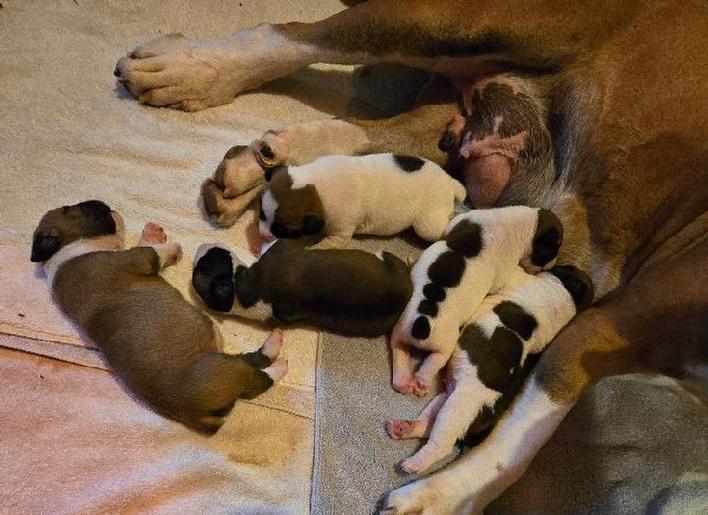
xmin=31 ymin=200 xmax=287 ymax=434
xmin=390 ymin=206 xmax=564 ymax=396
xmin=258 ymin=153 xmax=467 ymax=249
xmin=192 ymin=239 xmax=413 ymax=338
xmin=387 ymin=264 xmax=594 ymax=474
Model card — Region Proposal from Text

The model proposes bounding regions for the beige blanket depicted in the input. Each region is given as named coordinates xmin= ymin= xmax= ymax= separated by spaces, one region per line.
xmin=0 ymin=0 xmax=351 ymax=511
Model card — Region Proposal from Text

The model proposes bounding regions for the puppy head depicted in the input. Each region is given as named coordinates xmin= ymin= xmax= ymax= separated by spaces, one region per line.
xmin=549 ymin=265 xmax=594 ymax=311
xmin=258 ymin=166 xmax=325 ymax=241
xmin=521 ymin=208 xmax=563 ymax=273
xmin=31 ymin=200 xmax=124 ymax=262
xmin=192 ymin=243 xmax=254 ymax=313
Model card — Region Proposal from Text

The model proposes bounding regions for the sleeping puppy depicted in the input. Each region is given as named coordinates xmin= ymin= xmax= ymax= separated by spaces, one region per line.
xmin=387 ymin=264 xmax=594 ymax=474
xmin=390 ymin=206 xmax=563 ymax=396
xmin=192 ymin=239 xmax=413 ymax=337
xmin=258 ymin=153 xmax=467 ymax=249
xmin=31 ymin=200 xmax=287 ymax=434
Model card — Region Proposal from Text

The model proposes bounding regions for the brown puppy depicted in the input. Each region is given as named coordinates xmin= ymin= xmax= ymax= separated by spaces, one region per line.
xmin=31 ymin=200 xmax=287 ymax=434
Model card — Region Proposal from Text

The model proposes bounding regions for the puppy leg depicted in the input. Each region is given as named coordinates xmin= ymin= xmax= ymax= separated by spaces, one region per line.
xmin=239 ymin=329 xmax=284 ymax=369
xmin=399 ymin=379 xmax=496 ymax=474
xmin=412 ymin=350 xmax=450 ymax=397
xmin=136 ymin=222 xmax=182 ymax=268
xmin=391 ymin=337 xmax=416 ymax=394
xmin=386 ymin=392 xmax=447 ymax=440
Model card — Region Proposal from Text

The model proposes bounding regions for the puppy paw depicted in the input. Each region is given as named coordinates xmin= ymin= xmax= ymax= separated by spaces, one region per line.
xmin=392 ymin=378 xmax=415 ymax=395
xmin=399 ymin=454 xmax=431 ymax=475
xmin=261 ymin=329 xmax=283 ymax=360
xmin=412 ymin=377 xmax=430 ymax=397
xmin=156 ymin=242 xmax=182 ymax=267
xmin=386 ymin=419 xmax=419 ymax=440
xmin=139 ymin=222 xmax=167 ymax=245
xmin=264 ymin=358 xmax=288 ymax=382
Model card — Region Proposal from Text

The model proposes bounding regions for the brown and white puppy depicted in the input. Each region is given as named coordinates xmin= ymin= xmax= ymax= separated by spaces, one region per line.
xmin=31 ymin=200 xmax=287 ymax=434
xmin=192 ymin=239 xmax=413 ymax=338
xmin=258 ymin=153 xmax=466 ymax=248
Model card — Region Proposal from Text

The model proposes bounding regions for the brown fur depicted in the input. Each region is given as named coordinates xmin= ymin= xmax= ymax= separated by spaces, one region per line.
xmin=33 ymin=203 xmax=277 ymax=433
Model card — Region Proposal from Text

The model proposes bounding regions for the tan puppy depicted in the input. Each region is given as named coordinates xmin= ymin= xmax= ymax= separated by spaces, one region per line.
xmin=31 ymin=200 xmax=287 ymax=434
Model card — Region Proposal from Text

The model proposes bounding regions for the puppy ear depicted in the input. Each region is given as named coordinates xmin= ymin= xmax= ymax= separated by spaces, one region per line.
xmin=301 ymin=215 xmax=324 ymax=236
xmin=531 ymin=209 xmax=563 ymax=269
xmin=264 ymin=165 xmax=287 ymax=182
xmin=31 ymin=232 xmax=62 ymax=262
xmin=550 ymin=265 xmax=594 ymax=311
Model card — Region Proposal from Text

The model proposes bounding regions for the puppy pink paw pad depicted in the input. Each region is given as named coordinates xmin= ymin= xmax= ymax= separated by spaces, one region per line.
xmin=386 ymin=419 xmax=416 ymax=439
xmin=140 ymin=222 xmax=167 ymax=244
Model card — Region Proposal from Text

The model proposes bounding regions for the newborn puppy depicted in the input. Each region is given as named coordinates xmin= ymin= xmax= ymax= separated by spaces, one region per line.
xmin=192 ymin=239 xmax=413 ymax=337
xmin=390 ymin=206 xmax=563 ymax=396
xmin=31 ymin=200 xmax=287 ymax=434
xmin=387 ymin=264 xmax=593 ymax=474
xmin=258 ymin=153 xmax=467 ymax=248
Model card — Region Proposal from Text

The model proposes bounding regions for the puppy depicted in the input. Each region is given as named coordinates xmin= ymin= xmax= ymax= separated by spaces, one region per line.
xmin=192 ymin=239 xmax=413 ymax=337
xmin=390 ymin=206 xmax=563 ymax=396
xmin=31 ymin=200 xmax=287 ymax=434
xmin=258 ymin=153 xmax=467 ymax=248
xmin=387 ymin=264 xmax=594 ymax=474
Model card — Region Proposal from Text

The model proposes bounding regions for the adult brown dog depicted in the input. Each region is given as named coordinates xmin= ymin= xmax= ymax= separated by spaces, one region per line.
xmin=115 ymin=1 xmax=707 ymax=512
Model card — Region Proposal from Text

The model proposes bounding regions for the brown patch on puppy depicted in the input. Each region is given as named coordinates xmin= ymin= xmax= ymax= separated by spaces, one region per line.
xmin=33 ymin=202 xmax=281 ymax=433
xmin=267 ymin=168 xmax=325 ymax=239
xmin=31 ymin=200 xmax=117 ymax=262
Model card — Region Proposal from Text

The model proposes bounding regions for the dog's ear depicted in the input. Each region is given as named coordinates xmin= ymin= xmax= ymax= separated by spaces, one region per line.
xmin=31 ymin=229 xmax=62 ymax=262
xmin=264 ymin=165 xmax=287 ymax=182
xmin=531 ymin=209 xmax=563 ymax=269
xmin=550 ymin=265 xmax=594 ymax=311
xmin=301 ymin=215 xmax=325 ymax=236
xmin=207 ymin=273 xmax=236 ymax=312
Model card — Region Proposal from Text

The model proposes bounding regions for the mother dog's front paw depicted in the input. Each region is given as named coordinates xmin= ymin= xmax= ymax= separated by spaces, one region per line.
xmin=114 ymin=33 xmax=240 ymax=111
xmin=114 ymin=24 xmax=307 ymax=111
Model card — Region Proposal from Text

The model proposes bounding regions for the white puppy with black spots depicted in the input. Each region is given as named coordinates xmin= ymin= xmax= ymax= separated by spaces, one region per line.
xmin=387 ymin=264 xmax=594 ymax=474
xmin=390 ymin=206 xmax=564 ymax=396
xmin=258 ymin=152 xmax=466 ymax=249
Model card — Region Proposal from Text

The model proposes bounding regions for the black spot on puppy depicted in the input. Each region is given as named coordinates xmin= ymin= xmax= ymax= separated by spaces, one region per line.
xmin=192 ymin=247 xmax=235 ymax=312
xmin=428 ymin=251 xmax=466 ymax=287
xmin=459 ymin=324 xmax=523 ymax=393
xmin=493 ymin=301 xmax=538 ymax=340
xmin=531 ymin=208 xmax=563 ymax=268
xmin=550 ymin=265 xmax=595 ymax=310
xmin=411 ymin=316 xmax=431 ymax=340
xmin=423 ymin=283 xmax=446 ymax=302
xmin=418 ymin=299 xmax=439 ymax=317
xmin=393 ymin=154 xmax=425 ymax=172
xmin=445 ymin=219 xmax=483 ymax=258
